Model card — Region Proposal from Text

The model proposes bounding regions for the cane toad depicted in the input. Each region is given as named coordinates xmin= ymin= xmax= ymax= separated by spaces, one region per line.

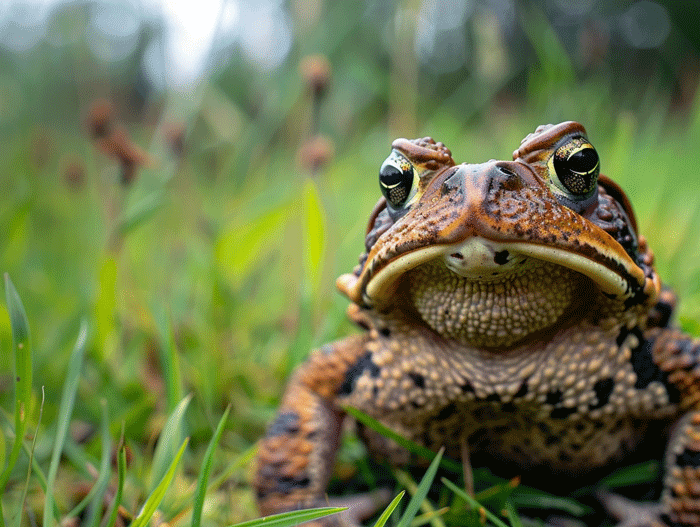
xmin=255 ymin=122 xmax=700 ymax=526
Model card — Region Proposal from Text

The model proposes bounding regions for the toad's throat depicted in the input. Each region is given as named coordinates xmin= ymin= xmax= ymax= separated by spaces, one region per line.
xmin=409 ymin=257 xmax=582 ymax=348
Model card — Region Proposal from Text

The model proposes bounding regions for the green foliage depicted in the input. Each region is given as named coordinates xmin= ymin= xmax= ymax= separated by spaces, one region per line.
xmin=227 ymin=507 xmax=347 ymax=527
xmin=133 ymin=437 xmax=189 ymax=527
xmin=1 ymin=275 xmax=32 ymax=524
xmin=395 ymin=449 xmax=444 ymax=527
xmin=44 ymin=321 xmax=88 ymax=527
xmin=372 ymin=491 xmax=404 ymax=527
xmin=191 ymin=406 xmax=230 ymax=527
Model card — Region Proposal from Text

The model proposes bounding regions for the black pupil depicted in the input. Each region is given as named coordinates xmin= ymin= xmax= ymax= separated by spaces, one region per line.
xmin=569 ymin=148 xmax=598 ymax=174
xmin=380 ymin=163 xmax=413 ymax=207
xmin=554 ymin=147 xmax=599 ymax=195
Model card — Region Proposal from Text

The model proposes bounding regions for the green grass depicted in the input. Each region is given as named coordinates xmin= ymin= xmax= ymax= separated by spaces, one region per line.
xmin=2 ymin=6 xmax=700 ymax=524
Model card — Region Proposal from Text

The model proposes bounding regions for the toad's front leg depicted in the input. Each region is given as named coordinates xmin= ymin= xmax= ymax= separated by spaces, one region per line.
xmin=255 ymin=333 xmax=384 ymax=525
xmin=605 ymin=327 xmax=700 ymax=527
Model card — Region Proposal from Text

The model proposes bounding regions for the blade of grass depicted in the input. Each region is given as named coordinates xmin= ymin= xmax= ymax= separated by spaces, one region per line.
xmin=115 ymin=189 xmax=164 ymax=237
xmin=208 ymin=443 xmax=256 ymax=493
xmin=394 ymin=470 xmax=445 ymax=527
xmin=510 ymin=489 xmax=589 ymax=517
xmin=153 ymin=306 xmax=182 ymax=413
xmin=409 ymin=508 xmax=450 ymax=527
xmin=191 ymin=406 xmax=230 ymax=527
xmin=597 ymin=460 xmax=660 ymax=489
xmin=150 ymin=394 xmax=192 ymax=492
xmin=373 ymin=491 xmax=404 ymax=527
xmin=0 ymin=275 xmax=33 ymax=493
xmin=44 ymin=320 xmax=89 ymax=527
xmin=65 ymin=399 xmax=111 ymax=526
xmin=227 ymin=507 xmax=347 ymax=527
xmin=395 ymin=447 xmax=444 ymax=527
xmin=502 ymin=501 xmax=522 ymax=527
xmin=344 ymin=407 xmax=461 ymax=473
xmin=132 ymin=437 xmax=189 ymax=527
xmin=103 ymin=429 xmax=126 ymax=527
xmin=441 ymin=478 xmax=509 ymax=527
xmin=14 ymin=386 xmax=44 ymax=527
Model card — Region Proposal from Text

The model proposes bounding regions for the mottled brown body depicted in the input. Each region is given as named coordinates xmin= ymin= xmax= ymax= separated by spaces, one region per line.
xmin=255 ymin=123 xmax=700 ymax=526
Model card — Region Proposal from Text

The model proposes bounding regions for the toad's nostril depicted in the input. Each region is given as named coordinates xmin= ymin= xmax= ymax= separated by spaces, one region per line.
xmin=494 ymin=164 xmax=524 ymax=190
xmin=497 ymin=166 xmax=517 ymax=178
xmin=451 ymin=253 xmax=464 ymax=260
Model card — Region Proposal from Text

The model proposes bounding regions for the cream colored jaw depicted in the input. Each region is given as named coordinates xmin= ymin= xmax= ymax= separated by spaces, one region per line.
xmin=365 ymin=241 xmax=631 ymax=303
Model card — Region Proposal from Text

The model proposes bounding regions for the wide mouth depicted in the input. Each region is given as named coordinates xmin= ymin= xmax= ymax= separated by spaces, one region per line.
xmin=363 ymin=237 xmax=636 ymax=307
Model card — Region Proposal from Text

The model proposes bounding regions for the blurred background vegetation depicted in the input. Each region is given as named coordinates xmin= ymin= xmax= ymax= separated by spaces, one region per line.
xmin=3 ymin=0 xmax=700 ymax=524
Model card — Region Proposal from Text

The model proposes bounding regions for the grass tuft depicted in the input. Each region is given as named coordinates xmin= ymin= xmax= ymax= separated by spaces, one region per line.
xmin=1 ymin=274 xmax=33 ymax=525
xmin=191 ymin=405 xmax=230 ymax=527
xmin=226 ymin=507 xmax=347 ymax=527
xmin=44 ymin=320 xmax=89 ymax=527
xmin=133 ymin=437 xmax=189 ymax=527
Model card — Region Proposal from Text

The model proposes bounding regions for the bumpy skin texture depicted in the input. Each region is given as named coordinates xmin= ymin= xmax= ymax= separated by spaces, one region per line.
xmin=255 ymin=122 xmax=700 ymax=526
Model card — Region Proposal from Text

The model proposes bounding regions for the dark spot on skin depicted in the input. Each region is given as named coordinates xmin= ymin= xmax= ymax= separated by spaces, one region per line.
xmin=575 ymin=422 xmax=586 ymax=432
xmin=274 ymin=475 xmax=311 ymax=495
xmin=628 ymin=330 xmax=681 ymax=403
xmin=545 ymin=435 xmax=561 ymax=446
xmin=501 ymin=402 xmax=517 ymax=412
xmin=537 ymin=422 xmax=551 ymax=435
xmin=513 ymin=379 xmax=529 ymax=398
xmin=494 ymin=250 xmax=510 ymax=265
xmin=355 ymin=319 xmax=370 ymax=331
xmin=546 ymin=390 xmax=563 ymax=405
xmin=649 ymin=299 xmax=674 ymax=328
xmin=379 ymin=327 xmax=391 ymax=337
xmin=306 ymin=430 xmax=318 ymax=440
xmin=593 ymin=421 xmax=605 ymax=429
xmin=676 ymin=448 xmax=700 ymax=467
xmin=266 ymin=412 xmax=300 ymax=437
xmin=589 ymin=378 xmax=614 ymax=410
xmin=551 ymin=406 xmax=578 ymax=419
xmin=461 ymin=381 xmax=475 ymax=394
xmin=474 ymin=406 xmax=496 ymax=420
xmin=373 ymin=386 xmax=379 ymax=397
xmin=411 ymin=401 xmax=422 ymax=409
xmin=409 ymin=372 xmax=425 ymax=388
xmin=485 ymin=393 xmax=501 ymax=402
xmin=469 ymin=427 xmax=488 ymax=446
xmin=570 ymin=443 xmax=583 ymax=452
xmin=436 ymin=403 xmax=457 ymax=421
xmin=624 ymin=287 xmax=649 ymax=308
xmin=616 ymin=326 xmax=631 ymax=347
xmin=558 ymin=452 xmax=573 ymax=463
xmin=493 ymin=425 xmax=510 ymax=434
xmin=443 ymin=309 xmax=450 ymax=317
xmin=338 ymin=352 xmax=381 ymax=395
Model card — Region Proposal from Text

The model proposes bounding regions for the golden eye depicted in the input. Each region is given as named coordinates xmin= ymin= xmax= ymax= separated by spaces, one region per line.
xmin=552 ymin=140 xmax=600 ymax=198
xmin=379 ymin=151 xmax=419 ymax=211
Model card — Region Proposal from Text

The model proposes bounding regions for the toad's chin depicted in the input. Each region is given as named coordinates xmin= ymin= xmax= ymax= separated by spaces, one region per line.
xmin=408 ymin=255 xmax=587 ymax=348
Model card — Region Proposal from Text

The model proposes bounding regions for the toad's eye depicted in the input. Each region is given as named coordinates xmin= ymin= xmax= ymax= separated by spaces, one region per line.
xmin=379 ymin=150 xmax=419 ymax=214
xmin=552 ymin=140 xmax=600 ymax=198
